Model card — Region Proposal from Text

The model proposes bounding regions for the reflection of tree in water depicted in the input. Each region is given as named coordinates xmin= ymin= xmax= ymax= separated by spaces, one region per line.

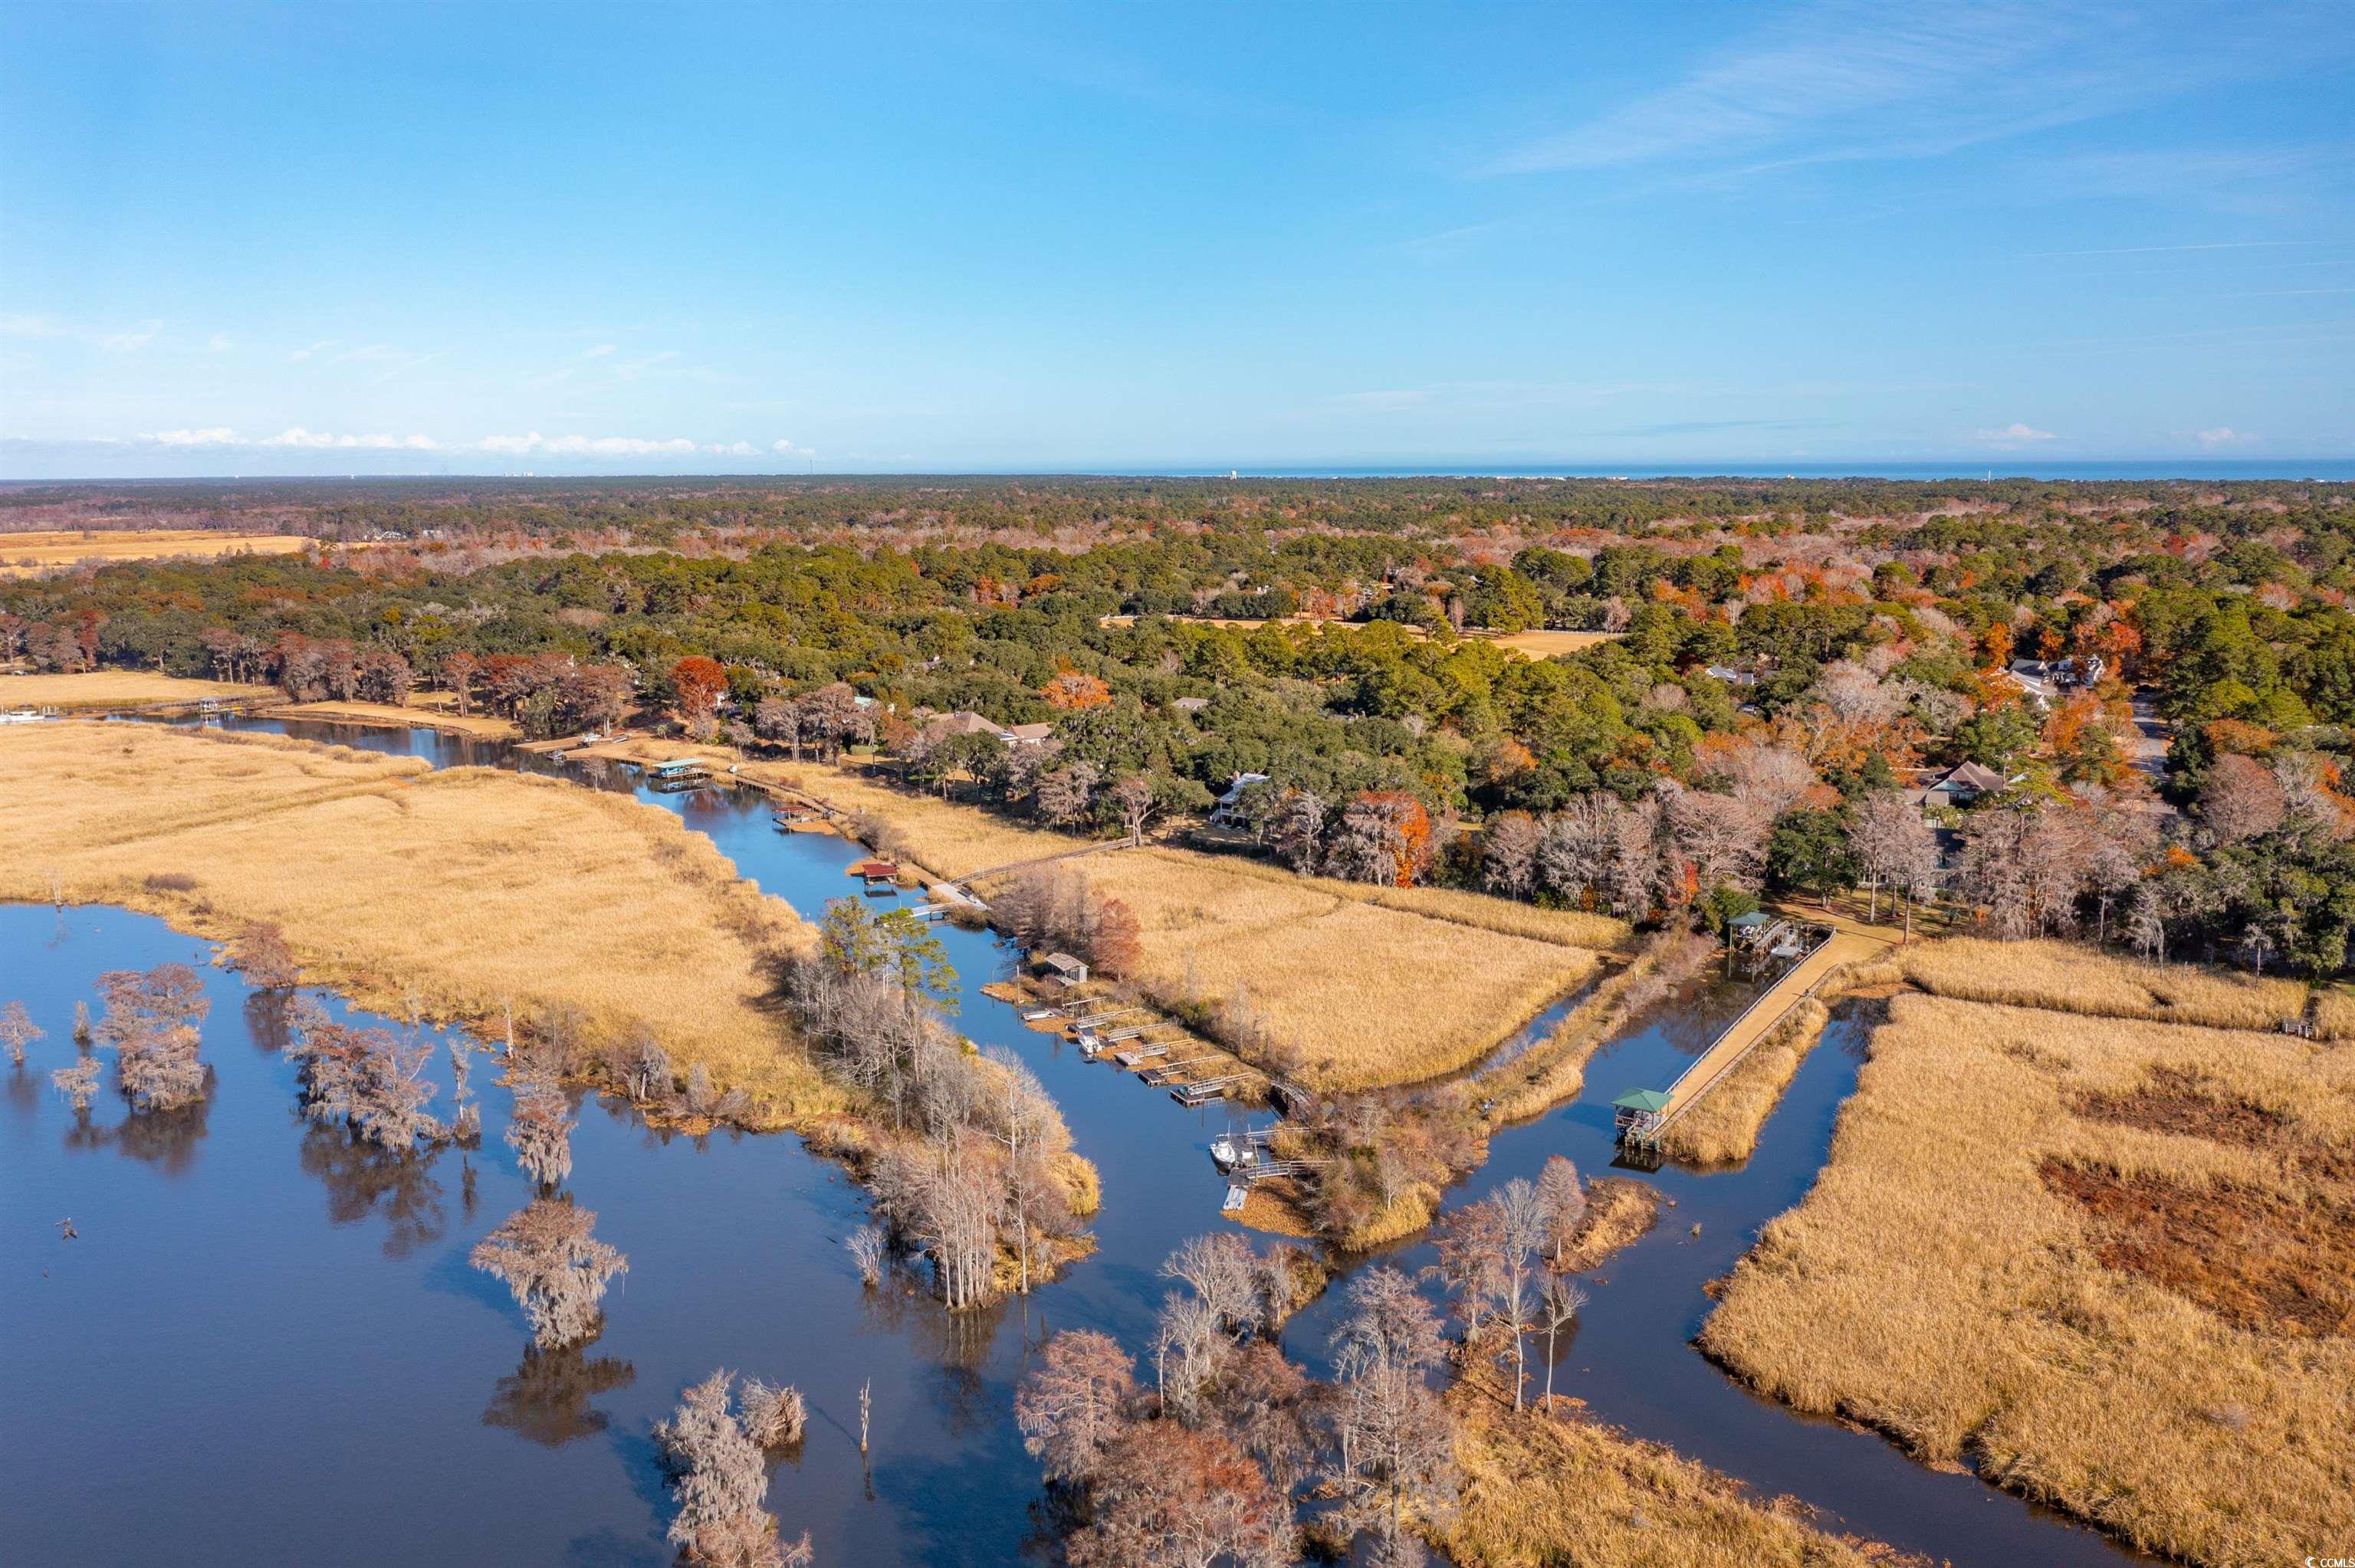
xmin=5 ymin=1063 xmax=37 ymax=1117
xmin=481 ymin=1337 xmax=636 ymax=1448
xmin=854 ymin=1258 xmax=1010 ymax=1441
xmin=56 ymin=1081 xmax=215 ymax=1176
xmin=243 ymin=992 xmax=294 ymax=1055
xmin=298 ymin=1121 xmax=446 ymax=1256
xmin=108 ymin=1093 xmax=214 ymax=1176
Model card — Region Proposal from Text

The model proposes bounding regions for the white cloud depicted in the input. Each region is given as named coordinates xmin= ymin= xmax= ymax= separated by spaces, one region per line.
xmin=1977 ymin=421 xmax=2057 ymax=444
xmin=286 ymin=340 xmax=337 ymax=362
xmin=100 ymin=326 xmax=159 ymax=352
xmin=148 ymin=428 xmax=241 ymax=447
xmin=262 ymin=428 xmax=438 ymax=451
xmin=477 ymin=432 xmax=706 ymax=456
xmin=770 ymin=438 xmax=816 ymax=458
xmin=2196 ymin=426 xmax=2256 ymax=448
xmin=208 ymin=333 xmax=235 ymax=352
xmin=583 ymin=343 xmax=617 ymax=358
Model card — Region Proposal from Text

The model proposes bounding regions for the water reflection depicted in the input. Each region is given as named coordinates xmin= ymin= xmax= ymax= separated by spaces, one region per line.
xmin=297 ymin=1120 xmax=448 ymax=1256
xmin=106 ymin=1094 xmax=214 ymax=1175
xmin=481 ymin=1338 xmax=639 ymax=1448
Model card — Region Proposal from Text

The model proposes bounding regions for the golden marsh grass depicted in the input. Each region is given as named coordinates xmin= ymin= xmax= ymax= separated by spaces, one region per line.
xmin=1700 ymin=991 xmax=2355 ymax=1565
xmin=1437 ymin=1352 xmax=1920 ymax=1568
xmin=0 ymin=721 xmax=839 ymax=1119
xmin=0 ymin=527 xmax=313 ymax=576
xmin=2 ymin=671 xmax=280 ymax=710
xmin=1891 ymin=937 xmax=2308 ymax=1032
xmin=752 ymin=760 xmax=1621 ymax=1090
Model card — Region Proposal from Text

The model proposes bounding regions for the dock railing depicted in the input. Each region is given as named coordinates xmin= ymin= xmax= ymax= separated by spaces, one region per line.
xmin=1632 ymin=925 xmax=1833 ymax=1145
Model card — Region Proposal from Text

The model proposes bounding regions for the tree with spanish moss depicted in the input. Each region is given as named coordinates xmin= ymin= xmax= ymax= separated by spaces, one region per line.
xmin=1 ymin=999 xmax=41 ymax=1068
xmin=470 ymin=1197 xmax=629 ymax=1348
xmin=654 ymin=1370 xmax=813 ymax=1567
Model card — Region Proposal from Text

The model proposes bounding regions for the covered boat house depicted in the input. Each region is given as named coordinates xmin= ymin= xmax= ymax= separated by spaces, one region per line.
xmin=1612 ymin=1087 xmax=1672 ymax=1146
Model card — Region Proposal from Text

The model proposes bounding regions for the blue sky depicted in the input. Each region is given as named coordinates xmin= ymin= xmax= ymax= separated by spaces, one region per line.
xmin=2 ymin=0 xmax=2350 ymax=478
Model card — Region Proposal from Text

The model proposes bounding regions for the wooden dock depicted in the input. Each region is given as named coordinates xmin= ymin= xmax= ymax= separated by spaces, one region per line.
xmin=1622 ymin=926 xmax=1889 ymax=1146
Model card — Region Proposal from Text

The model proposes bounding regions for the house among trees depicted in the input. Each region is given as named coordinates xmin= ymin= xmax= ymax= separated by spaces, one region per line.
xmin=1035 ymin=951 xmax=1090 ymax=988
xmin=1923 ymin=760 xmax=2008 ymax=809
xmin=1999 ymin=661 xmax=2061 ymax=710
xmin=1209 ymin=772 xmax=1270 ymax=828
xmin=940 ymin=710 xmax=1054 ymax=746
xmin=1703 ymin=661 xmax=1760 ymax=687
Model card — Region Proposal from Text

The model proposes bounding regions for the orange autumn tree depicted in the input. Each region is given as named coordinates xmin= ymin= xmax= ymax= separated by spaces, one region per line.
xmin=669 ymin=656 xmax=727 ymax=719
xmin=1043 ymin=670 xmax=1112 ymax=711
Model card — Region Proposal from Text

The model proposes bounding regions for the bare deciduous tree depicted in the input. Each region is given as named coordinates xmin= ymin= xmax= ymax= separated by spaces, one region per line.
xmin=507 ymin=1073 xmax=576 ymax=1189
xmin=470 ymin=1197 xmax=629 ymax=1347
xmin=1016 ymin=1327 xmax=1138 ymax=1487
xmin=96 ymin=964 xmax=211 ymax=1111
xmin=1534 ymin=1154 xmax=1586 ymax=1267
xmin=0 ymin=999 xmax=42 ymax=1068
xmin=1325 ymin=1267 xmax=1454 ymax=1563
xmin=655 ymin=1370 xmax=812 ymax=1567
xmin=51 ymin=1055 xmax=101 ymax=1112
xmin=846 ymin=1223 xmax=887 ymax=1288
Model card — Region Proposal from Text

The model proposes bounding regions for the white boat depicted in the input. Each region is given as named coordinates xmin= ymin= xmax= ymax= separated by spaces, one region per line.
xmin=0 ymin=708 xmax=49 ymax=724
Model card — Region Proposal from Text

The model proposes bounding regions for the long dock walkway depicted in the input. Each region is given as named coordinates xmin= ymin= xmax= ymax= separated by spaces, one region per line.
xmin=1635 ymin=925 xmax=1892 ymax=1140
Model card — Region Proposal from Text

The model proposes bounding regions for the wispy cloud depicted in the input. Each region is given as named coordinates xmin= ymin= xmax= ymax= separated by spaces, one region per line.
xmin=1482 ymin=2 xmax=2314 ymax=181
xmin=286 ymin=340 xmax=337 ymax=362
xmin=1978 ymin=422 xmax=2058 ymax=445
xmin=2195 ymin=426 xmax=2256 ymax=448
xmin=583 ymin=343 xmax=617 ymax=359
xmin=147 ymin=427 xmax=241 ymax=447
xmin=100 ymin=324 xmax=161 ymax=352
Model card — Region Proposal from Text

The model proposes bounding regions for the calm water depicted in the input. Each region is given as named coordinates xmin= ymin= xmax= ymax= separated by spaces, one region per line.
xmin=0 ymin=717 xmax=2143 ymax=1564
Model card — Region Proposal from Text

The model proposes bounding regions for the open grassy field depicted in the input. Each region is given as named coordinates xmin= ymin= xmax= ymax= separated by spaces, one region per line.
xmin=1435 ymin=1350 xmax=1923 ymax=1568
xmin=0 ymin=528 xmax=313 ymax=576
xmin=2 ymin=670 xmax=280 ymax=710
xmin=1700 ymin=989 xmax=2355 ymax=1565
xmin=1887 ymin=937 xmax=2310 ymax=1032
xmin=1479 ymin=628 xmax=1624 ymax=656
xmin=1072 ymin=848 xmax=1608 ymax=1087
xmin=0 ymin=721 xmax=839 ymax=1120
xmin=1654 ymin=998 xmax=1831 ymax=1166
xmin=278 ymin=698 xmax=521 ymax=739
xmin=708 ymin=756 xmax=1625 ymax=1089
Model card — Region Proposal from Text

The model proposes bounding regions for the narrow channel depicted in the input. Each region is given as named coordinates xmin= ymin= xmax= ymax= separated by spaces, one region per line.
xmin=0 ymin=714 xmax=2143 ymax=1565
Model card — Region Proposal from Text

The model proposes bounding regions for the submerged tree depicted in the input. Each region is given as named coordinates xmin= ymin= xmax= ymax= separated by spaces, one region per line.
xmin=506 ymin=1073 xmax=576 ymax=1189
xmin=95 ymin=963 xmax=211 ymax=1111
xmin=286 ymin=1001 xmax=446 ymax=1150
xmin=654 ymin=1370 xmax=813 ymax=1567
xmin=470 ymin=1198 xmax=629 ymax=1348
xmin=2 ymin=999 xmax=42 ymax=1068
xmin=51 ymin=1055 xmax=101 ymax=1113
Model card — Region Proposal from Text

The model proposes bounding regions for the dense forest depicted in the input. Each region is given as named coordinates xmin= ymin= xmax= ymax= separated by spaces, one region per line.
xmin=9 ymin=474 xmax=2355 ymax=973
